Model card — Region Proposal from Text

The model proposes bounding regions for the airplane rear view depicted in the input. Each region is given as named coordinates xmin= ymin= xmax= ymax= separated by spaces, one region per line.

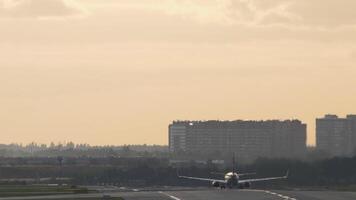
xmin=178 ymin=155 xmax=288 ymax=189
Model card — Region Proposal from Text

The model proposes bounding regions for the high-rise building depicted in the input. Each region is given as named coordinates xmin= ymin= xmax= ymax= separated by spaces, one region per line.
xmin=168 ymin=123 xmax=187 ymax=152
xmin=169 ymin=120 xmax=307 ymax=162
xmin=347 ymin=115 xmax=356 ymax=154
xmin=316 ymin=114 xmax=356 ymax=156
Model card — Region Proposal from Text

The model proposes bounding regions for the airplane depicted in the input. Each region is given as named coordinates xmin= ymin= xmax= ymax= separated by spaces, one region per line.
xmin=178 ymin=156 xmax=289 ymax=189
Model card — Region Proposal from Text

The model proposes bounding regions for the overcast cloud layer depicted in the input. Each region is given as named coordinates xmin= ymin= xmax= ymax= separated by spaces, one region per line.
xmin=2 ymin=0 xmax=356 ymax=28
xmin=81 ymin=0 xmax=356 ymax=28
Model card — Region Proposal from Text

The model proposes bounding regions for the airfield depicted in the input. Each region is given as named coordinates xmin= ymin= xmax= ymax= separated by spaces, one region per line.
xmin=0 ymin=187 xmax=356 ymax=200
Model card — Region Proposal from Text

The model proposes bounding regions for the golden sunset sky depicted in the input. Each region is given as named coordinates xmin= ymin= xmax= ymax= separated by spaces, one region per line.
xmin=1 ymin=0 xmax=356 ymax=146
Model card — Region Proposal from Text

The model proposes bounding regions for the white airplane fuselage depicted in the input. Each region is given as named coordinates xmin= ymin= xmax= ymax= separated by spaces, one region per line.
xmin=224 ymin=172 xmax=239 ymax=188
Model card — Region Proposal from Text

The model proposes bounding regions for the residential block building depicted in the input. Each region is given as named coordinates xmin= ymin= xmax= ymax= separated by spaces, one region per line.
xmin=316 ymin=114 xmax=356 ymax=156
xmin=169 ymin=120 xmax=307 ymax=162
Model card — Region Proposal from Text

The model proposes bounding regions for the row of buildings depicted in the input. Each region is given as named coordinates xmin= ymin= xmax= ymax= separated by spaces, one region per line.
xmin=168 ymin=114 xmax=356 ymax=161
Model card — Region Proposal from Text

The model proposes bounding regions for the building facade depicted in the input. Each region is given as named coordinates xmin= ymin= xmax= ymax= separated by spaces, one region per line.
xmin=168 ymin=123 xmax=187 ymax=152
xmin=316 ymin=114 xmax=356 ymax=156
xmin=348 ymin=115 xmax=356 ymax=154
xmin=169 ymin=120 xmax=307 ymax=161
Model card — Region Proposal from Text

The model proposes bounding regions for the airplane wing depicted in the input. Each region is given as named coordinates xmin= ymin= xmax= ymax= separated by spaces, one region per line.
xmin=239 ymin=170 xmax=289 ymax=184
xmin=178 ymin=175 xmax=226 ymax=183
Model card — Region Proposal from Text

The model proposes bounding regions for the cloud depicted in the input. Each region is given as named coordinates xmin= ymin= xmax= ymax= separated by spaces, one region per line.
xmin=1 ymin=0 xmax=356 ymax=45
xmin=0 ymin=0 xmax=83 ymax=19
xmin=104 ymin=0 xmax=297 ymax=27
xmin=120 ymin=0 xmax=356 ymax=28
xmin=229 ymin=0 xmax=356 ymax=28
xmin=285 ymin=0 xmax=356 ymax=28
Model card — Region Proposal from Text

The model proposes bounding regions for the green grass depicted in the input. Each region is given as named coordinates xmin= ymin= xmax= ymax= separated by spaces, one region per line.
xmin=0 ymin=185 xmax=90 ymax=197
xmin=328 ymin=185 xmax=356 ymax=192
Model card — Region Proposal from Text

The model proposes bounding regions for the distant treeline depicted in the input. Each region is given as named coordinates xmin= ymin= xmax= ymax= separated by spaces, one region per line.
xmin=0 ymin=143 xmax=336 ymax=165
xmin=0 ymin=156 xmax=356 ymax=188
xmin=0 ymin=143 xmax=168 ymax=157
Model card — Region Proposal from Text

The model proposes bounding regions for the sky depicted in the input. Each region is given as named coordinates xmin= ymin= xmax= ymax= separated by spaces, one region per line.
xmin=1 ymin=0 xmax=356 ymax=146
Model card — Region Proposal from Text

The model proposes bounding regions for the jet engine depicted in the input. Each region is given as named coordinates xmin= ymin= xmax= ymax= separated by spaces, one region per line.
xmin=212 ymin=181 xmax=220 ymax=187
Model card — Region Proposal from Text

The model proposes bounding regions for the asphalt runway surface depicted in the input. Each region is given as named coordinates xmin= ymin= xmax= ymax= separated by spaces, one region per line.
xmin=1 ymin=188 xmax=356 ymax=200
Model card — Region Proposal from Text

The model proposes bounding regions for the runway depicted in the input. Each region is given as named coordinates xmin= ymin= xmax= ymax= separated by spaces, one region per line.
xmin=1 ymin=188 xmax=356 ymax=200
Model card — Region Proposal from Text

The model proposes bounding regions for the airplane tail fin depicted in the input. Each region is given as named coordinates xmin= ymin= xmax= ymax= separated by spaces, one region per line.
xmin=284 ymin=170 xmax=290 ymax=178
xmin=232 ymin=153 xmax=236 ymax=174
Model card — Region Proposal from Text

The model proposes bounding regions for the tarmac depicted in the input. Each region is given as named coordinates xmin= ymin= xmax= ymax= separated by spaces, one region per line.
xmin=1 ymin=187 xmax=356 ymax=200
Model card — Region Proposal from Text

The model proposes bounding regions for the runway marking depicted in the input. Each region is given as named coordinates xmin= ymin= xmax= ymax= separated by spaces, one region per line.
xmin=264 ymin=190 xmax=297 ymax=200
xmin=158 ymin=191 xmax=182 ymax=200
xmin=158 ymin=189 xmax=296 ymax=200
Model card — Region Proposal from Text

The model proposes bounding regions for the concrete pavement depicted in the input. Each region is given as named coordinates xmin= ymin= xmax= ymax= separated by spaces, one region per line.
xmin=1 ymin=188 xmax=356 ymax=200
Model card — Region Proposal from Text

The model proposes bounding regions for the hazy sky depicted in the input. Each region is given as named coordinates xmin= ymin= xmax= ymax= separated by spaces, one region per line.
xmin=1 ymin=0 xmax=356 ymax=146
